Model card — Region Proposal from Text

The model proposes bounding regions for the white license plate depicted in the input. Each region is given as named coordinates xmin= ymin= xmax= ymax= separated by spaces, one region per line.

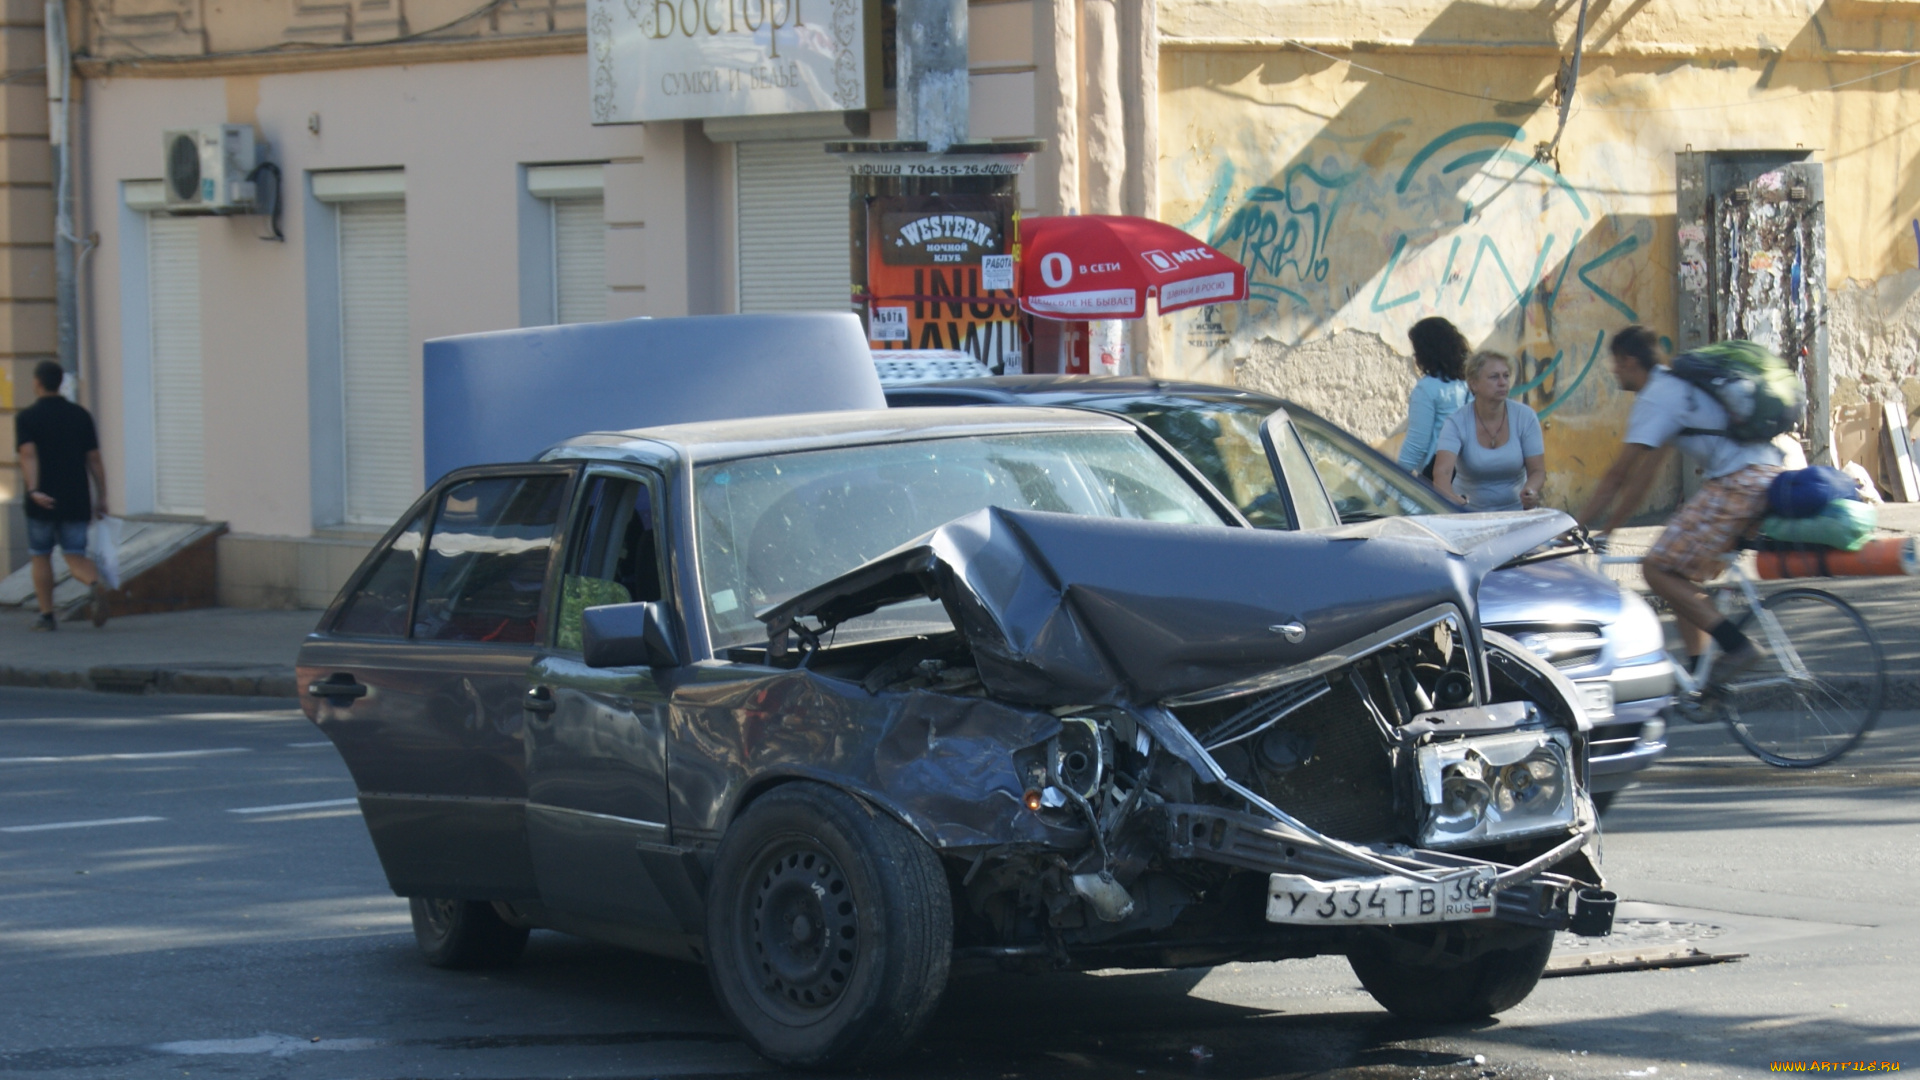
xmin=1266 ymin=867 xmax=1499 ymax=925
xmin=1577 ymin=681 xmax=1615 ymax=720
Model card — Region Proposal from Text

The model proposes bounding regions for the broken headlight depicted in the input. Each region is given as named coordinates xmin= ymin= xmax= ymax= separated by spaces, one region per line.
xmin=1416 ymin=730 xmax=1575 ymax=848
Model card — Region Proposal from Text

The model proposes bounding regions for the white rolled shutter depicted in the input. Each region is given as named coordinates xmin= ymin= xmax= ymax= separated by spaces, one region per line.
xmin=338 ymin=200 xmax=414 ymax=526
xmin=735 ymin=140 xmax=849 ymax=313
xmin=553 ymin=196 xmax=607 ymax=324
xmin=147 ymin=214 xmax=204 ymax=517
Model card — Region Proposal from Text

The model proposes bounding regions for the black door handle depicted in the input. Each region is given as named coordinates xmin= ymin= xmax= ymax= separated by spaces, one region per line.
xmin=524 ymin=686 xmax=557 ymax=714
xmin=308 ymin=675 xmax=368 ymax=702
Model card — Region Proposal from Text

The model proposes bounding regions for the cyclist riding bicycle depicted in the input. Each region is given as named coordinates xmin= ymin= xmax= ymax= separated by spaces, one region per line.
xmin=1578 ymin=325 xmax=1784 ymax=690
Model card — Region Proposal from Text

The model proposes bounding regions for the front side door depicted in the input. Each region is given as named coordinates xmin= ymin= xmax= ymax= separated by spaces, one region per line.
xmin=306 ymin=467 xmax=573 ymax=900
xmin=525 ymin=470 xmax=683 ymax=932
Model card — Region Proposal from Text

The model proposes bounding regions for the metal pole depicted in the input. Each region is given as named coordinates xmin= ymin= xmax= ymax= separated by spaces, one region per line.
xmin=45 ymin=0 xmax=79 ymax=384
xmin=896 ymin=0 xmax=968 ymax=152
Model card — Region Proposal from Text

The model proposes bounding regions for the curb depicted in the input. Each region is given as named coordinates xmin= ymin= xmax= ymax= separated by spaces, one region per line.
xmin=0 ymin=664 xmax=298 ymax=699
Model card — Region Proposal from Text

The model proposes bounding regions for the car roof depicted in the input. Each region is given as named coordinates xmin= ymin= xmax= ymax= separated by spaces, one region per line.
xmin=542 ymin=405 xmax=1140 ymax=466
xmin=884 ymin=374 xmax=1288 ymax=407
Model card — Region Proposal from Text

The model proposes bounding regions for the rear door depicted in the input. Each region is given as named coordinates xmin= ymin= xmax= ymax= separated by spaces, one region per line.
xmin=302 ymin=465 xmax=574 ymax=900
xmin=524 ymin=469 xmax=687 ymax=934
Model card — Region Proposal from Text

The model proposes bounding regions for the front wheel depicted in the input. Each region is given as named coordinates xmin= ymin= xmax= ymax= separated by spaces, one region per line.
xmin=1348 ymin=928 xmax=1554 ymax=1022
xmin=706 ymin=782 xmax=953 ymax=1069
xmin=1723 ymin=588 xmax=1883 ymax=768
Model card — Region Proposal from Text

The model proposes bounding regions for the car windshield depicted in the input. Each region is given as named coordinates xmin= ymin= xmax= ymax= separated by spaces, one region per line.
xmin=1098 ymin=398 xmax=1291 ymax=527
xmin=694 ymin=430 xmax=1224 ymax=650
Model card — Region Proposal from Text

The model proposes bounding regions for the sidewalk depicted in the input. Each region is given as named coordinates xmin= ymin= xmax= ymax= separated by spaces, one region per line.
xmin=0 ymin=606 xmax=317 ymax=698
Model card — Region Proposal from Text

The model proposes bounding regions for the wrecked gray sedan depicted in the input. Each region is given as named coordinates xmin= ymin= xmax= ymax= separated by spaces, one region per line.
xmin=297 ymin=406 xmax=1612 ymax=1069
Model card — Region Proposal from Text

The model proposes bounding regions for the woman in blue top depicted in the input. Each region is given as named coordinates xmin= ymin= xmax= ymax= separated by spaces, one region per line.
xmin=1396 ymin=317 xmax=1471 ymax=475
xmin=1433 ymin=351 xmax=1546 ymax=511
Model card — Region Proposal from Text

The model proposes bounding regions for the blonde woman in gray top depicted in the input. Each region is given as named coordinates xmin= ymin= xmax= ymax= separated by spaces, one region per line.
xmin=1432 ymin=351 xmax=1546 ymax=511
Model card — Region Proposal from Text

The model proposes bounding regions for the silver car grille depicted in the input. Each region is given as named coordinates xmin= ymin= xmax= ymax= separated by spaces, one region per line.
xmin=1497 ymin=625 xmax=1606 ymax=673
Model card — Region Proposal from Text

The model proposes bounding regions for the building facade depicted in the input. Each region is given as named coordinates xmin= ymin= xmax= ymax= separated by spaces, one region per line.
xmin=11 ymin=0 xmax=1920 ymax=605
xmin=1150 ymin=0 xmax=1920 ymax=511
xmin=51 ymin=0 xmax=1054 ymax=605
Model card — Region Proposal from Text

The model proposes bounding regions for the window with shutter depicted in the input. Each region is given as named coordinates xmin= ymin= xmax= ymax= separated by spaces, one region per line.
xmin=735 ymin=140 xmax=850 ymax=313
xmin=147 ymin=214 xmax=205 ymax=516
xmin=338 ymin=200 xmax=414 ymax=527
xmin=553 ymin=196 xmax=607 ymax=324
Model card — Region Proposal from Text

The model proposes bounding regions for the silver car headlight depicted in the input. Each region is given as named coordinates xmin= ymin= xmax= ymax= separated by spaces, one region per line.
xmin=1416 ymin=730 xmax=1575 ymax=848
xmin=1610 ymin=589 xmax=1667 ymax=662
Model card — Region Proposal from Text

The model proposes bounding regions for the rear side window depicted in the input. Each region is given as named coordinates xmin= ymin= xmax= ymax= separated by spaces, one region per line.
xmin=333 ymin=511 xmax=425 ymax=638
xmin=413 ymin=475 xmax=568 ymax=644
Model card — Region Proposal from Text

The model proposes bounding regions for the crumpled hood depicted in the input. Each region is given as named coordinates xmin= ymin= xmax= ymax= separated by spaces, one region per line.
xmin=763 ymin=506 xmax=1578 ymax=707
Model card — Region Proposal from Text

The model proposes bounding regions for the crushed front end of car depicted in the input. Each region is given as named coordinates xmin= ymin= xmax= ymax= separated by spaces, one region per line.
xmin=757 ymin=505 xmax=1615 ymax=991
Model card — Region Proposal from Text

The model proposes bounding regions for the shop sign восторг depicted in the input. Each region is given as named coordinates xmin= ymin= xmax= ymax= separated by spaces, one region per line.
xmin=588 ymin=0 xmax=881 ymax=122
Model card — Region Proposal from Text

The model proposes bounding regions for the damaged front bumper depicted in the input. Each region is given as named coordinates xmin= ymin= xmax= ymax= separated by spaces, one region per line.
xmin=1160 ymin=797 xmax=1612 ymax=937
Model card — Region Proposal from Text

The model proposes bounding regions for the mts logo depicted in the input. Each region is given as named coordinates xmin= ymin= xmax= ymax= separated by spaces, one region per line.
xmin=1141 ymin=247 xmax=1215 ymax=272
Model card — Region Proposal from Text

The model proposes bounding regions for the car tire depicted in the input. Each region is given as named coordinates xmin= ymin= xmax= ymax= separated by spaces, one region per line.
xmin=408 ymin=897 xmax=530 ymax=969
xmin=1348 ymin=927 xmax=1554 ymax=1022
xmin=1591 ymin=791 xmax=1617 ymax=815
xmin=705 ymin=782 xmax=952 ymax=1069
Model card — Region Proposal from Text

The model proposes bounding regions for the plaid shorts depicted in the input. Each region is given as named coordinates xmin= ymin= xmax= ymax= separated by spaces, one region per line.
xmin=1645 ymin=464 xmax=1782 ymax=583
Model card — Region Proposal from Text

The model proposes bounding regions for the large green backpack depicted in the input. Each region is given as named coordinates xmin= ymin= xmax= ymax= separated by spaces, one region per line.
xmin=1669 ymin=339 xmax=1806 ymax=443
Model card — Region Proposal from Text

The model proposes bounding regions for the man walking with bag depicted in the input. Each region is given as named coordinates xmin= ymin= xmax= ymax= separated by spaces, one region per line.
xmin=1579 ymin=327 xmax=1795 ymax=688
xmin=15 ymin=361 xmax=111 ymax=629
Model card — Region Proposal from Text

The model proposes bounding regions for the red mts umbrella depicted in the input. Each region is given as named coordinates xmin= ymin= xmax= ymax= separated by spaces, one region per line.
xmin=1017 ymin=215 xmax=1248 ymax=319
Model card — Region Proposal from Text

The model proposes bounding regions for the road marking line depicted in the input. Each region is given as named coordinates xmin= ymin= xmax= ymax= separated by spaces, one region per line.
xmin=2 ymin=815 xmax=166 ymax=833
xmin=227 ymin=798 xmax=359 ymax=815
xmin=287 ymin=740 xmax=332 ymax=748
xmin=0 ymin=748 xmax=251 ymax=765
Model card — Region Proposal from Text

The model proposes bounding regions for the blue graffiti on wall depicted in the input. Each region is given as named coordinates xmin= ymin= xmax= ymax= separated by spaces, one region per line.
xmin=1188 ymin=123 xmax=1644 ymax=325
xmin=1183 ymin=121 xmax=1647 ymax=417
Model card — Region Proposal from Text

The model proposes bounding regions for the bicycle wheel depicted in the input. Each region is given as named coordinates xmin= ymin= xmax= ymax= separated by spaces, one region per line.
xmin=1722 ymin=587 xmax=1884 ymax=767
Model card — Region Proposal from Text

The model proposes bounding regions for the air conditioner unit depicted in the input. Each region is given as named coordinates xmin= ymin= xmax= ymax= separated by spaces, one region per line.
xmin=162 ymin=125 xmax=257 ymax=213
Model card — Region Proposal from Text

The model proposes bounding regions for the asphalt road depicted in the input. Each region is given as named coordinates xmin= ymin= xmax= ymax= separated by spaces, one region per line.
xmin=1 ymin=687 xmax=1914 ymax=1080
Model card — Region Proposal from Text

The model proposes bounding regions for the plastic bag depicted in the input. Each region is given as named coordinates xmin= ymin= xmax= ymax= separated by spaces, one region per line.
xmin=88 ymin=516 xmax=124 ymax=589
xmin=1760 ymin=498 xmax=1877 ymax=551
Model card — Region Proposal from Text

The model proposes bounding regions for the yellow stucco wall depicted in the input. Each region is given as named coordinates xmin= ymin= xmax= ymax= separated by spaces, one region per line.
xmin=1154 ymin=1 xmax=1920 ymax=510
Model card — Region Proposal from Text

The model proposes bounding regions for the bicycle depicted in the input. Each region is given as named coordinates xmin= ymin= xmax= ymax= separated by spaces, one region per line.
xmin=1599 ymin=544 xmax=1886 ymax=768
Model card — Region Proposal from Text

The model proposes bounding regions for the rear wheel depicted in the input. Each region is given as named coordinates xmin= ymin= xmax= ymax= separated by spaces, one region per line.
xmin=408 ymin=897 xmax=529 ymax=969
xmin=1723 ymin=588 xmax=1883 ymax=768
xmin=1348 ymin=928 xmax=1554 ymax=1022
xmin=706 ymin=783 xmax=952 ymax=1069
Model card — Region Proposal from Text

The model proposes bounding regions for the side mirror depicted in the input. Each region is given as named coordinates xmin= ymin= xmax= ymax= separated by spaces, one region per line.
xmin=582 ymin=602 xmax=681 ymax=669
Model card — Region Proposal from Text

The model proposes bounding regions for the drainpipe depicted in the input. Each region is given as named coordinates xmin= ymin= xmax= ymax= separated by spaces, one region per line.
xmin=896 ymin=0 xmax=968 ymax=152
xmin=45 ymin=0 xmax=80 ymax=388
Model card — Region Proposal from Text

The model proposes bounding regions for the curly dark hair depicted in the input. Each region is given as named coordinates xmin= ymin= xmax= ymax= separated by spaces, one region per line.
xmin=1408 ymin=317 xmax=1468 ymax=381
xmin=1609 ymin=324 xmax=1662 ymax=370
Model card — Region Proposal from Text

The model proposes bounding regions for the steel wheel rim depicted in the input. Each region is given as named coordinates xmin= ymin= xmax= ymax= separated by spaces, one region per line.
xmin=424 ymin=898 xmax=460 ymax=938
xmin=734 ymin=838 xmax=860 ymax=1023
